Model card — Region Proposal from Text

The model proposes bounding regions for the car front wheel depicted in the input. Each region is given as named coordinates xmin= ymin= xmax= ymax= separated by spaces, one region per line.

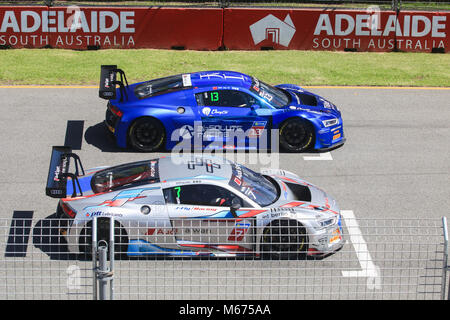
xmin=261 ymin=219 xmax=309 ymax=260
xmin=279 ymin=118 xmax=314 ymax=152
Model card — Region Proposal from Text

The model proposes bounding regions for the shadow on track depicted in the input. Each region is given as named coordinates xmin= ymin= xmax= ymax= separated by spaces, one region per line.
xmin=32 ymin=213 xmax=78 ymax=261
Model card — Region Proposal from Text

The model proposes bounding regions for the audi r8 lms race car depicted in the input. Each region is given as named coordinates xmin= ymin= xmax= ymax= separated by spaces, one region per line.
xmin=99 ymin=65 xmax=345 ymax=153
xmin=46 ymin=146 xmax=344 ymax=259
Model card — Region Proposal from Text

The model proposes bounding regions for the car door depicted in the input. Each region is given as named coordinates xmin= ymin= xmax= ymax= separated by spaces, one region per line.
xmin=195 ymin=89 xmax=271 ymax=149
xmin=163 ymin=184 xmax=255 ymax=251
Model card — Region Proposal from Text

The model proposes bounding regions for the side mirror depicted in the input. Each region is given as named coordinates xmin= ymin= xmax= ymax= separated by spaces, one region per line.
xmin=230 ymin=198 xmax=242 ymax=218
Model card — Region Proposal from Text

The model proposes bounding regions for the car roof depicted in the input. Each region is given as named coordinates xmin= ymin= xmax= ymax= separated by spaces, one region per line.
xmin=158 ymin=155 xmax=234 ymax=183
xmin=190 ymin=70 xmax=253 ymax=89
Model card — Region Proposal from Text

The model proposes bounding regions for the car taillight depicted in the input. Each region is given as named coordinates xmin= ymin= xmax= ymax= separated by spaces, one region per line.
xmin=109 ymin=104 xmax=123 ymax=118
xmin=61 ymin=202 xmax=76 ymax=218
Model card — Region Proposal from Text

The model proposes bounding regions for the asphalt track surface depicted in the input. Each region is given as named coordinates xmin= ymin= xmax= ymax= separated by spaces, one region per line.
xmin=1 ymin=87 xmax=448 ymax=221
xmin=0 ymin=86 xmax=449 ymax=300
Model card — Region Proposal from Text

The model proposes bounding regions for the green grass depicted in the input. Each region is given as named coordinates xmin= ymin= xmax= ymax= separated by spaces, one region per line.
xmin=0 ymin=49 xmax=449 ymax=86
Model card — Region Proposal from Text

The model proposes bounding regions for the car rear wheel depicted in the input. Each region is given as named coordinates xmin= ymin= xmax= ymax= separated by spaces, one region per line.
xmin=128 ymin=117 xmax=165 ymax=152
xmin=79 ymin=218 xmax=129 ymax=260
xmin=279 ymin=118 xmax=314 ymax=152
xmin=261 ymin=219 xmax=308 ymax=260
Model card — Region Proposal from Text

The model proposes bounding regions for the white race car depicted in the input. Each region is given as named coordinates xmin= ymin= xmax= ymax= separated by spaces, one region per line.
xmin=46 ymin=146 xmax=344 ymax=259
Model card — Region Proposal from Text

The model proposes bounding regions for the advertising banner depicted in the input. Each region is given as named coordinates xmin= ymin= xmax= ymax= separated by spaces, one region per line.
xmin=0 ymin=6 xmax=448 ymax=52
xmin=223 ymin=8 xmax=449 ymax=53
xmin=0 ymin=6 xmax=223 ymax=50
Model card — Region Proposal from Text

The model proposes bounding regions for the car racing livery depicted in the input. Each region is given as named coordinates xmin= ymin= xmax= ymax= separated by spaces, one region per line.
xmin=99 ymin=65 xmax=345 ymax=153
xmin=46 ymin=146 xmax=344 ymax=259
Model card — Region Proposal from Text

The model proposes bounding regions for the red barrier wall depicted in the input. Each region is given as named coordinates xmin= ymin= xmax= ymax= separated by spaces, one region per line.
xmin=223 ymin=8 xmax=449 ymax=52
xmin=0 ymin=6 xmax=448 ymax=52
xmin=0 ymin=6 xmax=223 ymax=50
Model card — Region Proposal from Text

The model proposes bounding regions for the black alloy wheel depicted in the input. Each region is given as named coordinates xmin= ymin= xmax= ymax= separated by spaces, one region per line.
xmin=279 ymin=118 xmax=314 ymax=152
xmin=261 ymin=219 xmax=308 ymax=260
xmin=129 ymin=117 xmax=165 ymax=152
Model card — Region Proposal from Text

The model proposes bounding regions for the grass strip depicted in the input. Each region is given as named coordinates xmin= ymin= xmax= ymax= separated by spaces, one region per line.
xmin=0 ymin=49 xmax=449 ymax=87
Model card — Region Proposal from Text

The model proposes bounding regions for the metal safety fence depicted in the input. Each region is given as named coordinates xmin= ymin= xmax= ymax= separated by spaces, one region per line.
xmin=1 ymin=0 xmax=449 ymax=11
xmin=0 ymin=215 xmax=448 ymax=300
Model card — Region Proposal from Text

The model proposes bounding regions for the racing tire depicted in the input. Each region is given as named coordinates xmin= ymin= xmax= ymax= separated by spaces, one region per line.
xmin=79 ymin=218 xmax=129 ymax=260
xmin=260 ymin=219 xmax=308 ymax=260
xmin=55 ymin=203 xmax=71 ymax=234
xmin=128 ymin=117 xmax=166 ymax=152
xmin=279 ymin=118 xmax=314 ymax=152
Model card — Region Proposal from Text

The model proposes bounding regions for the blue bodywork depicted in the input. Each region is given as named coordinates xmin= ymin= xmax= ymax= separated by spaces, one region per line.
xmin=104 ymin=70 xmax=345 ymax=151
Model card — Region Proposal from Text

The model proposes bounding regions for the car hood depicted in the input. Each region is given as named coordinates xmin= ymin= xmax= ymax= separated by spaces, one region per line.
xmin=276 ymin=84 xmax=341 ymax=117
xmin=261 ymin=168 xmax=340 ymax=215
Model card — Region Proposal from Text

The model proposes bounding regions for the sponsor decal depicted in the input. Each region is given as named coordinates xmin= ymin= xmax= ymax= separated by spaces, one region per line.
xmin=146 ymin=228 xmax=178 ymax=235
xmin=147 ymin=227 xmax=211 ymax=235
xmin=149 ymin=160 xmax=158 ymax=178
xmin=248 ymin=121 xmax=267 ymax=138
xmin=182 ymin=74 xmax=192 ymax=87
xmin=85 ymin=211 xmax=123 ymax=218
xmin=225 ymin=9 xmax=448 ymax=52
xmin=312 ymin=12 xmax=447 ymax=51
xmin=199 ymin=72 xmax=246 ymax=81
xmin=0 ymin=9 xmax=135 ymax=33
xmin=53 ymin=156 xmax=68 ymax=182
xmin=187 ymin=157 xmax=221 ymax=173
xmin=228 ymin=222 xmax=251 ymax=241
xmin=329 ymin=228 xmax=342 ymax=244
xmin=202 ymin=107 xmax=211 ymax=116
xmin=202 ymin=107 xmax=229 ymax=116
xmin=83 ymin=188 xmax=156 ymax=211
xmin=0 ymin=8 xmax=136 ymax=47
xmin=249 ymin=14 xmax=296 ymax=47
xmin=314 ymin=13 xmax=446 ymax=38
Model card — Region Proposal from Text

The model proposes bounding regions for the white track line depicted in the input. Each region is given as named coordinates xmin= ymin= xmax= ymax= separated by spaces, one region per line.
xmin=303 ymin=151 xmax=333 ymax=161
xmin=341 ymin=210 xmax=381 ymax=290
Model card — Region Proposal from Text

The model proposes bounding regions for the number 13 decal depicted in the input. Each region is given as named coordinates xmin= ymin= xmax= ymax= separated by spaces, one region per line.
xmin=211 ymin=91 xmax=219 ymax=102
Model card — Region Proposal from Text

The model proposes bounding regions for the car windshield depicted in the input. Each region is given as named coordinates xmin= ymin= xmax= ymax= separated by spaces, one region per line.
xmin=250 ymin=77 xmax=290 ymax=108
xmin=228 ymin=163 xmax=279 ymax=207
xmin=91 ymin=160 xmax=159 ymax=193
xmin=134 ymin=74 xmax=186 ymax=99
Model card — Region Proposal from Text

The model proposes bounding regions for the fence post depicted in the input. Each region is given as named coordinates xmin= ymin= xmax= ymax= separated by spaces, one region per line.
xmin=92 ymin=217 xmax=114 ymax=300
xmin=219 ymin=0 xmax=230 ymax=8
xmin=442 ymin=217 xmax=449 ymax=300
xmin=92 ymin=217 xmax=98 ymax=300
xmin=97 ymin=242 xmax=109 ymax=300
xmin=109 ymin=217 xmax=115 ymax=300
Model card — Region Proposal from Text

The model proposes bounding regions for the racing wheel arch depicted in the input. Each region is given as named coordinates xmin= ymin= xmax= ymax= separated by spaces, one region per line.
xmin=78 ymin=217 xmax=129 ymax=259
xmin=277 ymin=116 xmax=316 ymax=152
xmin=258 ymin=217 xmax=310 ymax=260
xmin=126 ymin=115 xmax=168 ymax=152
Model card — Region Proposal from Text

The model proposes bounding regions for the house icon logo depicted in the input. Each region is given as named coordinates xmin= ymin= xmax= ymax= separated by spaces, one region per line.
xmin=249 ymin=14 xmax=296 ymax=47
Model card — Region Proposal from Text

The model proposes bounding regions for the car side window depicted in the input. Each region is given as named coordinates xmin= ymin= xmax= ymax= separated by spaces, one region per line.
xmin=195 ymin=90 xmax=258 ymax=108
xmin=163 ymin=184 xmax=249 ymax=207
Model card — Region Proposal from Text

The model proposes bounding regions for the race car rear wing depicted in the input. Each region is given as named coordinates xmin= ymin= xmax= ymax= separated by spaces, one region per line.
xmin=45 ymin=146 xmax=85 ymax=198
xmin=99 ymin=65 xmax=129 ymax=102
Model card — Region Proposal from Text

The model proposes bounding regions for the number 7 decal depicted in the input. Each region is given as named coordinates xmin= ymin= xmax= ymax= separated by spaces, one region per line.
xmin=228 ymin=222 xmax=251 ymax=241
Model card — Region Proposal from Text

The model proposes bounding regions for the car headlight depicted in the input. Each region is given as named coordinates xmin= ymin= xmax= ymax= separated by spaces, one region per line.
xmin=315 ymin=217 xmax=337 ymax=230
xmin=322 ymin=118 xmax=339 ymax=127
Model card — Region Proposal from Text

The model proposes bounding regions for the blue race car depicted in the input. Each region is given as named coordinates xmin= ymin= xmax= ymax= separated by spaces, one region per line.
xmin=99 ymin=65 xmax=345 ymax=153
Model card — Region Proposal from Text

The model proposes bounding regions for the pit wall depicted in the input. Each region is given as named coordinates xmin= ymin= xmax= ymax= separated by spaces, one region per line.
xmin=0 ymin=6 xmax=448 ymax=52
